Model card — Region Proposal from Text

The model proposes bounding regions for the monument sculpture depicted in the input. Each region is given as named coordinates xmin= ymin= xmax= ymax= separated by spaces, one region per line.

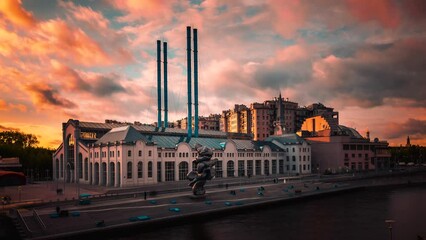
xmin=187 ymin=144 xmax=218 ymax=196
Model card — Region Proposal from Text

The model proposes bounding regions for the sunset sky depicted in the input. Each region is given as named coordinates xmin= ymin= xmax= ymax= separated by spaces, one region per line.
xmin=0 ymin=0 xmax=425 ymax=148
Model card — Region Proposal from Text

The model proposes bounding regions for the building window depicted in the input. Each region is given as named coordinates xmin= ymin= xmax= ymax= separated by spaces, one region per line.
xmin=138 ymin=150 xmax=142 ymax=157
xmin=279 ymin=159 xmax=284 ymax=174
xmin=127 ymin=162 xmax=132 ymax=179
xmin=227 ymin=161 xmax=235 ymax=177
xmin=286 ymin=156 xmax=289 ymax=162
xmin=165 ymin=162 xmax=175 ymax=181
xmin=84 ymin=158 xmax=88 ymax=181
xmin=118 ymin=150 xmax=120 ymax=158
xmin=128 ymin=150 xmax=132 ymax=157
xmin=157 ymin=162 xmax=162 ymax=182
xmin=264 ymin=160 xmax=270 ymax=175
xmin=158 ymin=152 xmax=161 ymax=158
xmin=272 ymin=160 xmax=277 ymax=174
xmin=138 ymin=162 xmax=143 ymax=178
xmin=292 ymin=148 xmax=295 ymax=152
xmin=148 ymin=161 xmax=153 ymax=178
xmin=238 ymin=160 xmax=245 ymax=177
xmin=215 ymin=161 xmax=223 ymax=178
xmin=255 ymin=160 xmax=261 ymax=175
xmin=179 ymin=162 xmax=189 ymax=180
xmin=292 ymin=165 xmax=296 ymax=171
xmin=292 ymin=156 xmax=296 ymax=162
xmin=148 ymin=150 xmax=152 ymax=157
xmin=247 ymin=160 xmax=253 ymax=177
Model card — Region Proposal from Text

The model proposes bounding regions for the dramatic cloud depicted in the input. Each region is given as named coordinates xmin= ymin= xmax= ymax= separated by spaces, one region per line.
xmin=385 ymin=118 xmax=426 ymax=141
xmin=308 ymin=38 xmax=426 ymax=108
xmin=26 ymin=83 xmax=77 ymax=109
xmin=1 ymin=0 xmax=425 ymax=147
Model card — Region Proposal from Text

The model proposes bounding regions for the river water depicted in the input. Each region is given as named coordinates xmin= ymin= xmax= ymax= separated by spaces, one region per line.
xmin=110 ymin=184 xmax=426 ymax=240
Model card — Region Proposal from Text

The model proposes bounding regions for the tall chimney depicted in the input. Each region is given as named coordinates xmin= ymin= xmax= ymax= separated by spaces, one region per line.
xmin=193 ymin=28 xmax=199 ymax=137
xmin=186 ymin=26 xmax=192 ymax=138
xmin=157 ymin=40 xmax=162 ymax=128
xmin=163 ymin=41 xmax=168 ymax=128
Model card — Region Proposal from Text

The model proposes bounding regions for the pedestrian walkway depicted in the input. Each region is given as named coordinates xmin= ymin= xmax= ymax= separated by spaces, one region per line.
xmin=23 ymin=180 xmax=347 ymax=239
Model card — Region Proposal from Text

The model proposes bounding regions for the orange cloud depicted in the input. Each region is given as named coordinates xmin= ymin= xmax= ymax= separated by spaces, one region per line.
xmin=35 ymin=19 xmax=112 ymax=66
xmin=347 ymin=0 xmax=400 ymax=28
xmin=0 ymin=0 xmax=36 ymax=28
xmin=111 ymin=0 xmax=178 ymax=22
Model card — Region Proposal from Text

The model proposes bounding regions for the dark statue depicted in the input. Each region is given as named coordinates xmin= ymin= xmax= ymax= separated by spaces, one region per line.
xmin=187 ymin=144 xmax=218 ymax=196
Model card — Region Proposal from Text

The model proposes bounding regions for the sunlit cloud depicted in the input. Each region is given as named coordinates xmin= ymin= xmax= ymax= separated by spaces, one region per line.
xmin=0 ymin=0 xmax=425 ymax=148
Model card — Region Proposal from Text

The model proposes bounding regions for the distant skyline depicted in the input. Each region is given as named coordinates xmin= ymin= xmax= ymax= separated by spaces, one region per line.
xmin=0 ymin=0 xmax=425 ymax=148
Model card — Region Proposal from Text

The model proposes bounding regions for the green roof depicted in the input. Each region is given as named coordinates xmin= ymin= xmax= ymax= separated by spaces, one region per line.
xmin=265 ymin=134 xmax=308 ymax=145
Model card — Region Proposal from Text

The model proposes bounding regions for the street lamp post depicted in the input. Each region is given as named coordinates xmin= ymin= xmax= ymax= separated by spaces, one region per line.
xmin=385 ymin=219 xmax=395 ymax=240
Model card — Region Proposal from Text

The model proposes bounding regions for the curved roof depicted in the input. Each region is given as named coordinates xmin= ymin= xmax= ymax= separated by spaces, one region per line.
xmin=337 ymin=125 xmax=363 ymax=138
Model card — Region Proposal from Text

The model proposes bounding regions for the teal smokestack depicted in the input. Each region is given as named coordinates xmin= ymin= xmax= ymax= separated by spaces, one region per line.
xmin=193 ymin=28 xmax=199 ymax=137
xmin=186 ymin=26 xmax=192 ymax=138
xmin=163 ymin=41 xmax=168 ymax=128
xmin=157 ymin=40 xmax=162 ymax=128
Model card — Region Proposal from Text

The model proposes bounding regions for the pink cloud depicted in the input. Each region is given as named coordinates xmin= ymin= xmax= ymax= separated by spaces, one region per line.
xmin=0 ymin=0 xmax=36 ymax=28
xmin=60 ymin=1 xmax=110 ymax=31
xmin=266 ymin=0 xmax=307 ymax=38
xmin=346 ymin=0 xmax=400 ymax=28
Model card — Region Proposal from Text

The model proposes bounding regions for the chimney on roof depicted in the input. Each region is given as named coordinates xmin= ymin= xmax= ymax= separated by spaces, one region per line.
xmin=187 ymin=26 xmax=192 ymax=138
xmin=193 ymin=28 xmax=199 ymax=137
xmin=157 ymin=40 xmax=162 ymax=128
xmin=163 ymin=41 xmax=168 ymax=128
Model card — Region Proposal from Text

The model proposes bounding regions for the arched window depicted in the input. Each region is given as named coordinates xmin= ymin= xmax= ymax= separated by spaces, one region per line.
xmin=148 ymin=161 xmax=153 ymax=178
xmin=84 ymin=158 xmax=88 ymax=180
xmin=60 ymin=154 xmax=64 ymax=177
xmin=227 ymin=161 xmax=234 ymax=177
xmin=55 ymin=159 xmax=59 ymax=179
xmin=78 ymin=153 xmax=83 ymax=179
xmin=127 ymin=162 xmax=132 ymax=179
xmin=264 ymin=160 xmax=270 ymax=175
xmin=138 ymin=161 xmax=143 ymax=178
xmin=179 ymin=162 xmax=189 ymax=180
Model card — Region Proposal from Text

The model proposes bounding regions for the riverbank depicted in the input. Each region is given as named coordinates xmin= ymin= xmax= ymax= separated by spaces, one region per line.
xmin=5 ymin=169 xmax=426 ymax=240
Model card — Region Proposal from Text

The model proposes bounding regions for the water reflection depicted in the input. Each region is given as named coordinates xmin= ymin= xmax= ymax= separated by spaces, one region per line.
xmin=108 ymin=185 xmax=426 ymax=240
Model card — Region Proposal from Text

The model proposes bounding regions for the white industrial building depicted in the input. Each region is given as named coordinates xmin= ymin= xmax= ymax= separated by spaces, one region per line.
xmin=52 ymin=119 xmax=311 ymax=187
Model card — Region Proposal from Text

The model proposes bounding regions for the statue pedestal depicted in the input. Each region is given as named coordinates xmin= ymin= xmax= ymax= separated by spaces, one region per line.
xmin=188 ymin=195 xmax=206 ymax=200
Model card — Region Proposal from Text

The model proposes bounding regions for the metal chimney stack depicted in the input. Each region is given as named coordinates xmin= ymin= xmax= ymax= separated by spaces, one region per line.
xmin=163 ymin=41 xmax=168 ymax=128
xmin=157 ymin=40 xmax=162 ymax=128
xmin=193 ymin=28 xmax=199 ymax=137
xmin=186 ymin=26 xmax=192 ymax=138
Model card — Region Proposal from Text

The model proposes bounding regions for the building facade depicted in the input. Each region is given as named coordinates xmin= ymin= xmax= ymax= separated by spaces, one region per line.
xmin=220 ymin=105 xmax=252 ymax=134
xmin=299 ymin=116 xmax=391 ymax=173
xmin=53 ymin=119 xmax=311 ymax=187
